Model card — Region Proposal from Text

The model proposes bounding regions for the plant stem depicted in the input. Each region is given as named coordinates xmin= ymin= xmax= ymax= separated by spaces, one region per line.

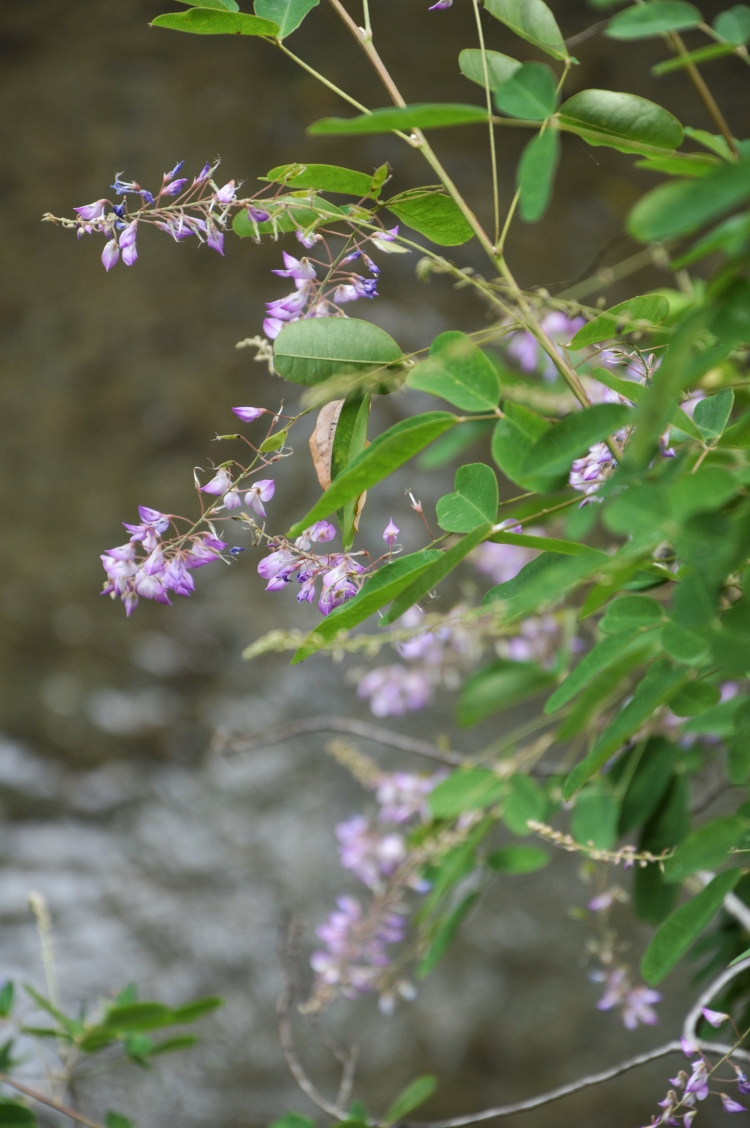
xmin=0 ymin=1073 xmax=103 ymax=1128
xmin=667 ymin=30 xmax=739 ymax=156
xmin=276 ymin=42 xmax=370 ymax=114
xmin=470 ymin=0 xmax=500 ymax=244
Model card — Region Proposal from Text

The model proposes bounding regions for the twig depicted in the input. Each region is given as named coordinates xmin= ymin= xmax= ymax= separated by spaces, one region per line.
xmin=337 ymin=1045 xmax=359 ymax=1112
xmin=683 ymin=954 xmax=750 ymax=1052
xmin=214 ymin=716 xmax=465 ymax=767
xmin=0 ymin=1073 xmax=103 ymax=1128
xmin=667 ymin=30 xmax=739 ymax=157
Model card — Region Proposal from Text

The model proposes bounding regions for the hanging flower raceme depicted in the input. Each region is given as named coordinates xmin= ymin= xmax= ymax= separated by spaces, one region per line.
xmin=256 ymin=522 xmax=368 ymax=615
xmin=262 ymin=248 xmax=382 ymax=339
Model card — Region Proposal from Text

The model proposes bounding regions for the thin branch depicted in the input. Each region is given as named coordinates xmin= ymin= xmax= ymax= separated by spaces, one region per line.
xmin=214 ymin=716 xmax=465 ymax=767
xmin=667 ymin=30 xmax=739 ymax=157
xmin=564 ymin=19 xmax=608 ymax=46
xmin=336 ymin=1045 xmax=359 ymax=1112
xmin=0 ymin=1073 xmax=103 ymax=1128
xmin=683 ymin=954 xmax=750 ymax=1050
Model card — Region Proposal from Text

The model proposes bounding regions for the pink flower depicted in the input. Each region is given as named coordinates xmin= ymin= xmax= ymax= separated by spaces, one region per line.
xmin=200 ymin=468 xmax=233 ymax=495
xmin=383 ymin=519 xmax=399 ymax=546
xmin=74 ymin=199 xmax=108 ymax=221
xmin=244 ymin=478 xmax=275 ymax=517
xmin=232 ymin=406 xmax=266 ymax=423
xmin=701 ymin=1005 xmax=729 ymax=1028
xmin=101 ymin=238 xmax=119 ymax=271
xmin=214 ymin=179 xmax=237 ymax=204
xmin=721 ymin=1094 xmax=747 ymax=1113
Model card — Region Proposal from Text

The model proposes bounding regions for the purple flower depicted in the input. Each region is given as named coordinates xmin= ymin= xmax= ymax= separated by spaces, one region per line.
xmin=214 ymin=180 xmax=237 ymax=204
xmin=295 ymin=520 xmax=336 ymax=550
xmin=161 ymin=178 xmax=188 ymax=197
xmin=722 ymin=1094 xmax=747 ymax=1113
xmin=357 ymin=664 xmax=433 ymax=717
xmin=429 ymin=0 xmax=453 ymax=9
xmin=247 ymin=205 xmax=270 ymax=222
xmin=266 ymin=287 xmax=310 ymax=319
xmin=383 ymin=519 xmax=399 ymax=546
xmin=622 ymin=985 xmax=661 ymax=1030
xmin=375 ymin=772 xmax=443 ymax=823
xmin=263 ymin=317 xmax=284 ymax=340
xmin=370 ymin=226 xmax=401 ymax=253
xmin=701 ymin=1005 xmax=729 ymax=1028
xmin=101 ymin=238 xmax=119 ymax=271
xmin=296 ymin=229 xmax=323 ymax=249
xmin=272 ymin=251 xmax=317 ymax=281
xmin=232 ymin=406 xmax=267 ymax=423
xmin=336 ymin=814 xmax=406 ymax=889
xmin=685 ymin=1059 xmax=709 ymax=1100
xmin=206 ymin=225 xmax=224 ymax=256
xmin=244 ymin=478 xmax=275 ymax=517
xmin=569 ymin=441 xmax=616 ymax=503
xmin=119 ymin=220 xmax=138 ymax=266
xmin=165 ymin=160 xmax=184 ymax=182
xmin=193 ymin=162 xmax=212 ymax=184
xmin=200 ymin=468 xmax=233 ymax=495
xmin=681 ymin=1037 xmax=698 ymax=1057
xmin=257 ymin=548 xmax=297 ymax=583
xmin=74 ymin=199 xmax=108 ymax=221
xmin=223 ymin=489 xmax=242 ymax=510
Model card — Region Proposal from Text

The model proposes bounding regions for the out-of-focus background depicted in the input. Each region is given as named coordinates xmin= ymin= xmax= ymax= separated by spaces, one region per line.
xmin=0 ymin=1 xmax=747 ymax=1123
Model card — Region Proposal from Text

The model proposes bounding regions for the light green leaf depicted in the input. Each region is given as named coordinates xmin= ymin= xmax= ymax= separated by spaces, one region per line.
xmin=273 ymin=318 xmax=403 ymax=387
xmin=484 ymin=549 xmax=609 ymax=622
xmin=287 ymin=412 xmax=456 ymax=537
xmin=457 ymin=658 xmax=556 ymax=726
xmin=606 ymin=0 xmax=703 ymax=38
xmin=151 ymin=9 xmax=279 ymax=35
xmin=520 ymin=403 xmax=632 ymax=478
xmin=502 ymin=774 xmax=548 ymax=836
xmin=254 ymin=0 xmax=318 ymax=36
xmin=458 ymin=48 xmax=521 ymax=90
xmin=383 ymin=525 xmax=492 ymax=624
xmin=558 ymin=90 xmax=684 ymax=156
xmin=104 ymin=1114 xmax=134 ymax=1128
xmin=642 ymin=869 xmax=741 ymax=983
xmin=491 ymin=405 xmax=565 ymax=492
xmin=173 ymin=0 xmax=239 ymax=9
xmin=429 ymin=769 xmax=506 ymax=819
xmin=494 ymin=62 xmax=558 ymax=121
xmin=663 ymin=815 xmax=747 ymax=882
xmin=169 ymin=996 xmax=224 ymax=1023
xmin=599 ymin=595 xmax=666 ymax=634
xmin=570 ymin=295 xmax=670 ymax=348
xmin=308 ymin=104 xmax=489 ymax=135
xmin=436 ymin=463 xmax=498 ymax=532
xmin=489 ymin=531 xmax=594 ymax=556
xmin=714 ymin=3 xmax=750 ymax=44
xmin=418 ymin=420 xmax=493 ymax=469
xmin=668 ymin=680 xmax=721 ymax=716
xmin=517 ymin=128 xmax=560 ymax=222
xmin=544 ymin=629 xmax=652 ymax=713
xmin=269 ymin=1115 xmax=316 ymax=1128
xmin=487 ymin=845 xmax=549 ymax=872
xmin=291 ymin=550 xmax=442 ymax=662
xmin=149 ymin=1035 xmax=199 ymax=1055
xmin=483 ymin=0 xmax=569 ymax=59
xmin=563 ymin=660 xmax=688 ymax=798
xmin=628 ymin=154 xmax=750 ymax=242
xmin=384 ymin=1077 xmax=438 ymax=1125
xmin=571 ymin=787 xmax=619 ymax=849
xmin=263 ymin=163 xmax=378 ymax=196
xmin=417 ymin=893 xmax=479 ymax=977
xmin=102 ymin=1003 xmax=174 ymax=1032
xmin=407 ymin=332 xmax=501 ymax=411
xmin=385 ymin=189 xmax=474 ymax=246
xmin=666 ymin=466 xmax=737 ymax=522
xmin=694 ymin=387 xmax=734 ymax=440
xmin=651 ymin=42 xmax=738 ymax=74
xmin=661 ymin=621 xmax=709 ymax=664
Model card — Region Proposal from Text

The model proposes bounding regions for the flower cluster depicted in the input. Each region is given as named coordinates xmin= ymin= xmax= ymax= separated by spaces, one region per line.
xmin=642 ymin=1033 xmax=748 ymax=1126
xmin=257 ymin=521 xmax=369 ymax=616
xmin=592 ymin=967 xmax=661 ymax=1031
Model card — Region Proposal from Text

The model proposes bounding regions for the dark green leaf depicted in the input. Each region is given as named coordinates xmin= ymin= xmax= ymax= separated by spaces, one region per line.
xmin=563 ymin=660 xmax=688 ymax=798
xmin=308 ymin=104 xmax=488 ymax=135
xmin=606 ymin=0 xmax=702 ymax=38
xmin=150 ymin=1035 xmax=200 ymax=1054
xmin=642 ymin=869 xmax=741 ymax=983
xmin=417 ymin=893 xmax=479 ymax=977
xmin=668 ymin=680 xmax=721 ymax=716
xmin=714 ymin=3 xmax=750 ymax=43
xmin=102 ymin=1003 xmax=174 ymax=1032
xmin=105 ymin=1114 xmax=134 ymax=1128
xmin=291 ymin=550 xmax=442 ymax=662
xmin=571 ymin=787 xmax=619 ymax=849
xmin=254 ymin=0 xmax=318 ymax=37
xmin=484 ymin=549 xmax=609 ymax=622
xmin=457 ymin=658 xmax=556 ymax=727
xmin=383 ymin=525 xmax=491 ymax=624
xmin=151 ymin=9 xmax=279 ymax=35
xmin=544 ymin=629 xmax=650 ymax=713
xmin=483 ymin=0 xmax=569 ymax=59
xmin=634 ymin=773 xmax=689 ymax=922
xmin=558 ymin=89 xmax=685 ymax=155
xmin=407 ymin=332 xmax=501 ymax=411
xmin=651 ymin=42 xmax=738 ymax=73
xmin=429 ymin=769 xmax=506 ymax=819
xmin=436 ymin=463 xmax=498 ymax=532
xmin=274 ymin=317 xmax=403 ymax=387
xmin=489 ymin=531 xmax=594 ymax=556
xmin=628 ymin=155 xmax=750 ymax=242
xmin=599 ymin=595 xmax=666 ymax=634
xmin=671 ymin=213 xmax=750 ymax=270
xmin=0 ymin=983 xmax=13 ymax=1019
xmin=458 ymin=48 xmax=521 ymax=90
xmin=617 ymin=737 xmax=677 ymax=834
xmin=663 ymin=816 xmax=747 ymax=882
xmin=487 ymin=845 xmax=549 ymax=872
xmin=661 ymin=620 xmax=709 ymax=664
xmin=386 ymin=190 xmax=474 ymax=246
xmin=520 ymin=404 xmax=632 ymax=478
xmin=491 ymin=405 xmax=564 ymax=492
xmin=264 ymin=163 xmax=378 ymax=196
xmin=570 ymin=295 xmax=670 ymax=348
xmin=170 ymin=996 xmax=223 ymax=1023
xmin=502 ymin=774 xmax=547 ymax=835
xmin=694 ymin=388 xmax=734 ymax=440
xmin=517 ymin=128 xmax=560 ymax=222
xmin=494 ymin=62 xmax=558 ymax=121
xmin=174 ymin=0 xmax=239 ymax=8
xmin=0 ymin=1105 xmax=36 ymax=1127
xmin=667 ymin=466 xmax=738 ymax=523
xmin=287 ymin=413 xmax=456 ymax=537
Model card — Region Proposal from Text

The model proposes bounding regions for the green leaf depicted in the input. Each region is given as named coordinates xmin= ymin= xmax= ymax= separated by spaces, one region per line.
xmin=494 ymin=62 xmax=558 ymax=121
xmin=491 ymin=405 xmax=564 ymax=493
xmin=292 ymin=550 xmax=442 ymax=662
xmin=23 ymin=986 xmax=80 ymax=1035
xmin=436 ymin=464 xmax=498 ymax=533
xmin=419 ymin=823 xmax=489 ymax=917
xmin=489 ymin=531 xmax=594 ymax=556
xmin=666 ymin=466 xmax=737 ymax=523
xmin=661 ymin=620 xmax=709 ymax=664
xmin=254 ymin=0 xmax=318 ymax=36
xmin=264 ymin=163 xmax=378 ymax=196
xmin=383 ymin=525 xmax=491 ymax=624
xmin=714 ymin=3 xmax=750 ymax=44
xmin=259 ymin=429 xmax=286 ymax=452
xmin=170 ymin=996 xmax=224 ymax=1023
xmin=458 ymin=48 xmax=521 ymax=90
xmin=642 ymin=869 xmax=741 ymax=983
xmin=429 ymin=769 xmax=506 ymax=819
xmin=269 ymin=1115 xmax=316 ymax=1128
xmin=571 ymin=787 xmax=619 ymax=850
xmin=457 ymin=658 xmax=556 ymax=727
xmin=287 ymin=413 xmax=456 ymax=537
xmin=558 ymin=90 xmax=685 ymax=156
xmin=563 ymin=660 xmax=688 ymax=798
xmin=628 ymin=155 xmax=750 ymax=242
xmin=670 ymin=213 xmax=750 ymax=270
xmin=417 ymin=893 xmax=479 ymax=977
xmin=483 ymin=0 xmax=569 ymax=59
xmin=634 ymin=775 xmax=689 ymax=923
xmin=606 ymin=0 xmax=703 ymax=38
xmin=669 ymin=680 xmax=721 ymax=716
xmin=0 ymin=1106 xmax=36 ymax=1127
xmin=0 ymin=983 xmax=13 ymax=1019
xmin=520 ymin=404 xmax=632 ymax=478
xmin=273 ymin=318 xmax=403 ymax=388
xmin=570 ymin=295 xmax=670 ymax=348
xmin=663 ymin=816 xmax=747 ymax=882
xmin=651 ymin=42 xmax=738 ymax=74
xmin=484 ymin=549 xmax=609 ymax=623
xmin=407 ymin=332 xmax=501 ymax=411
xmin=502 ymin=774 xmax=548 ymax=835
xmin=174 ymin=0 xmax=239 ymax=9
xmin=599 ymin=595 xmax=666 ymax=634
xmin=544 ymin=629 xmax=651 ymax=713
xmin=150 ymin=9 xmax=279 ymax=35
xmin=418 ymin=420 xmax=492 ymax=469
xmin=486 ymin=845 xmax=549 ymax=872
xmin=104 ymin=1114 xmax=134 ymax=1128
xmin=308 ymin=104 xmax=489 ymax=135
xmin=617 ymin=737 xmax=677 ymax=834
xmin=517 ymin=128 xmax=560 ymax=222
xmin=102 ymin=1003 xmax=174 ymax=1032
xmin=694 ymin=388 xmax=734 ymax=440
xmin=150 ymin=1035 xmax=200 ymax=1055
xmin=233 ymin=194 xmax=345 ymax=238
xmin=385 ymin=190 xmax=474 ymax=246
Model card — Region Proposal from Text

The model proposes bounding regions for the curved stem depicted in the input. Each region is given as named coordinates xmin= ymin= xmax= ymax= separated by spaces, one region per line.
xmin=683 ymin=954 xmax=750 ymax=1047
xmin=276 ymin=42 xmax=370 ymax=114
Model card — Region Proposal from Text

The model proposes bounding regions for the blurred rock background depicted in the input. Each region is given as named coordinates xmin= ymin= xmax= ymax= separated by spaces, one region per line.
xmin=0 ymin=0 xmax=747 ymax=1124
